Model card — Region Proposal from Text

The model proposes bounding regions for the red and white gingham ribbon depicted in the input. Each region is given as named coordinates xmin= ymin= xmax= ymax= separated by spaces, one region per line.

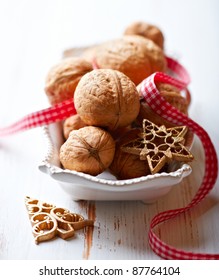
xmin=0 ymin=57 xmax=218 ymax=259
xmin=0 ymin=99 xmax=76 ymax=136
xmin=141 ymin=72 xmax=219 ymax=259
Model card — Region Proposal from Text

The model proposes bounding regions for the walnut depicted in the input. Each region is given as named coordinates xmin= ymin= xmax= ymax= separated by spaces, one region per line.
xmin=81 ymin=45 xmax=100 ymax=63
xmin=137 ymin=82 xmax=190 ymax=127
xmin=63 ymin=114 xmax=86 ymax=139
xmin=45 ymin=57 xmax=93 ymax=105
xmin=156 ymin=82 xmax=181 ymax=95
xmin=124 ymin=21 xmax=164 ymax=49
xmin=74 ymin=69 xmax=140 ymax=130
xmin=156 ymin=82 xmax=189 ymax=115
xmin=109 ymin=125 xmax=131 ymax=141
xmin=109 ymin=128 xmax=150 ymax=180
xmin=94 ymin=35 xmax=166 ymax=85
xmin=60 ymin=126 xmax=115 ymax=176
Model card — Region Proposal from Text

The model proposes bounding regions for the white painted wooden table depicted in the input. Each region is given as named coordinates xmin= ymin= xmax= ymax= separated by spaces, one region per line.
xmin=0 ymin=0 xmax=219 ymax=260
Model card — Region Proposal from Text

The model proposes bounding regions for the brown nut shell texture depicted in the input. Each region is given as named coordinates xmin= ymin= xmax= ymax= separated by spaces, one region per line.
xmin=63 ymin=114 xmax=86 ymax=139
xmin=137 ymin=82 xmax=190 ymax=128
xmin=45 ymin=57 xmax=93 ymax=105
xmin=156 ymin=82 xmax=190 ymax=115
xmin=124 ymin=21 xmax=164 ymax=49
xmin=60 ymin=126 xmax=115 ymax=176
xmin=74 ymin=69 xmax=140 ymax=130
xmin=94 ymin=35 xmax=166 ymax=85
xmin=110 ymin=128 xmax=150 ymax=180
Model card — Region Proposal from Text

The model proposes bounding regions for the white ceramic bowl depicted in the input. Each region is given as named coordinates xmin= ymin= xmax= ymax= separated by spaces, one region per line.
xmin=38 ymin=122 xmax=192 ymax=203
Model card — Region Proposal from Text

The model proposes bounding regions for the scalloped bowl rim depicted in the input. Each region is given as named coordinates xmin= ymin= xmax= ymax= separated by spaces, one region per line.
xmin=38 ymin=123 xmax=192 ymax=193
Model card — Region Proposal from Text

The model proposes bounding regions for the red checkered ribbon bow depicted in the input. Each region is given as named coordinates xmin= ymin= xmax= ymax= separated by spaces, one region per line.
xmin=0 ymin=57 xmax=218 ymax=259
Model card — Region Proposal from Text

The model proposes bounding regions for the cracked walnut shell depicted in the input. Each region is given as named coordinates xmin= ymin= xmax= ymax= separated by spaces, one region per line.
xmin=60 ymin=126 xmax=115 ymax=176
xmin=45 ymin=57 xmax=93 ymax=105
xmin=74 ymin=69 xmax=140 ymax=130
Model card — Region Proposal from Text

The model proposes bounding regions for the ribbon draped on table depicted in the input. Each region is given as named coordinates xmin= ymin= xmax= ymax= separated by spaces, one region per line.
xmin=140 ymin=71 xmax=218 ymax=260
xmin=0 ymin=56 xmax=218 ymax=259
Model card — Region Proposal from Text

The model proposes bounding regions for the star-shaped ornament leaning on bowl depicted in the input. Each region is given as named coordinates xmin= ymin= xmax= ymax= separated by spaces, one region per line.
xmin=121 ymin=119 xmax=194 ymax=175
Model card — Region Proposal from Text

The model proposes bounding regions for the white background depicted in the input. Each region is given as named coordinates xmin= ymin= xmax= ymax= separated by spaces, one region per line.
xmin=0 ymin=0 xmax=219 ymax=264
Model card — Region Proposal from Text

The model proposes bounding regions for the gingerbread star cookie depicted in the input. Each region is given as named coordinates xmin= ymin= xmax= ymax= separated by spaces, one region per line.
xmin=121 ymin=119 xmax=194 ymax=174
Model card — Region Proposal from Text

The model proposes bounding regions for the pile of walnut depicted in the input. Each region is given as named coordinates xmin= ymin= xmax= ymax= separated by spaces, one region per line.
xmin=44 ymin=21 xmax=193 ymax=180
